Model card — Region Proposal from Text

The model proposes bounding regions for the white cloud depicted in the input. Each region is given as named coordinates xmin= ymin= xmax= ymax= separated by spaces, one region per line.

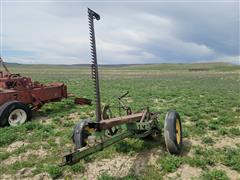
xmin=1 ymin=2 xmax=238 ymax=64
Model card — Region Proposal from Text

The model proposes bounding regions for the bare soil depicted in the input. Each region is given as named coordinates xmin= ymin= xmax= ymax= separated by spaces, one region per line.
xmin=164 ymin=164 xmax=202 ymax=180
xmin=2 ymin=146 xmax=48 ymax=166
xmin=215 ymin=164 xmax=240 ymax=180
xmin=70 ymin=147 xmax=163 ymax=180
xmin=213 ymin=137 xmax=240 ymax=149
xmin=7 ymin=141 xmax=29 ymax=153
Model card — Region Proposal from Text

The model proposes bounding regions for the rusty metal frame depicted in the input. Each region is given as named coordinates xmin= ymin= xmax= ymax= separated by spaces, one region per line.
xmin=95 ymin=112 xmax=143 ymax=130
xmin=0 ymin=57 xmax=89 ymax=115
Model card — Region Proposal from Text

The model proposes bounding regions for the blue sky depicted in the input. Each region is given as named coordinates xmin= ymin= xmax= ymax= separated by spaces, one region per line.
xmin=0 ymin=1 xmax=239 ymax=64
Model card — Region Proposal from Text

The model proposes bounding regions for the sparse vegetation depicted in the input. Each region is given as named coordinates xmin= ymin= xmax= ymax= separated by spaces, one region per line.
xmin=159 ymin=154 xmax=182 ymax=172
xmin=201 ymin=169 xmax=230 ymax=180
xmin=222 ymin=147 xmax=240 ymax=172
xmin=202 ymin=136 xmax=214 ymax=144
xmin=0 ymin=63 xmax=239 ymax=179
xmin=98 ymin=172 xmax=138 ymax=180
xmin=70 ymin=161 xmax=85 ymax=173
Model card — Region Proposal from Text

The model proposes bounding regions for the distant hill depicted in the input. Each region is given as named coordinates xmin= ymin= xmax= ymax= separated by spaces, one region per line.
xmin=4 ymin=62 xmax=238 ymax=67
xmin=4 ymin=62 xmax=21 ymax=66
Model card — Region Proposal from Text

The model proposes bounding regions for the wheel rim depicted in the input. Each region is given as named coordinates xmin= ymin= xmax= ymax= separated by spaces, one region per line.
xmin=82 ymin=126 xmax=95 ymax=146
xmin=102 ymin=105 xmax=118 ymax=136
xmin=176 ymin=118 xmax=181 ymax=144
xmin=8 ymin=109 xmax=27 ymax=126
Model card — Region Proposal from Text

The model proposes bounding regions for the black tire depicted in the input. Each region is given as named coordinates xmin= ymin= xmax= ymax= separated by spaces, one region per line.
xmin=0 ymin=101 xmax=32 ymax=127
xmin=72 ymin=119 xmax=94 ymax=150
xmin=164 ymin=111 xmax=182 ymax=155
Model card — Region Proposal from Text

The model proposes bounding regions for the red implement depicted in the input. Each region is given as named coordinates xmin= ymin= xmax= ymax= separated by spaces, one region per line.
xmin=0 ymin=57 xmax=88 ymax=127
xmin=0 ymin=71 xmax=67 ymax=110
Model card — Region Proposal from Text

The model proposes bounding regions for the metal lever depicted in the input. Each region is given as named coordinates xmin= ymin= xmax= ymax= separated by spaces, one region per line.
xmin=118 ymin=91 xmax=129 ymax=100
xmin=0 ymin=57 xmax=10 ymax=73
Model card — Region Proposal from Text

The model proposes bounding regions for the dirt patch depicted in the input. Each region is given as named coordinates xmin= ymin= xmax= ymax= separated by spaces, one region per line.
xmin=130 ymin=147 xmax=163 ymax=174
xmin=189 ymin=138 xmax=203 ymax=147
xmin=164 ymin=164 xmax=202 ymax=180
xmin=78 ymin=148 xmax=163 ymax=180
xmin=55 ymin=137 xmax=61 ymax=145
xmin=154 ymin=98 xmax=167 ymax=104
xmin=82 ymin=155 xmax=135 ymax=180
xmin=39 ymin=118 xmax=52 ymax=125
xmin=181 ymin=139 xmax=194 ymax=157
xmin=2 ymin=146 xmax=48 ymax=165
xmin=59 ymin=112 xmax=82 ymax=124
xmin=32 ymin=113 xmax=51 ymax=124
xmin=0 ymin=174 xmax=15 ymax=180
xmin=232 ymin=107 xmax=240 ymax=113
xmin=214 ymin=136 xmax=240 ymax=149
xmin=183 ymin=119 xmax=194 ymax=127
xmin=7 ymin=141 xmax=29 ymax=153
xmin=1 ymin=170 xmax=51 ymax=180
xmin=32 ymin=172 xmax=51 ymax=180
xmin=0 ymin=147 xmax=6 ymax=152
xmin=215 ymin=164 xmax=240 ymax=180
xmin=16 ymin=167 xmax=36 ymax=178
xmin=181 ymin=138 xmax=203 ymax=157
xmin=67 ymin=112 xmax=80 ymax=121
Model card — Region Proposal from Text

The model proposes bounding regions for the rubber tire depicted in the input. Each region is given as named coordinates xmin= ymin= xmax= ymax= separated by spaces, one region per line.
xmin=164 ymin=111 xmax=182 ymax=155
xmin=0 ymin=101 xmax=32 ymax=127
xmin=72 ymin=119 xmax=93 ymax=150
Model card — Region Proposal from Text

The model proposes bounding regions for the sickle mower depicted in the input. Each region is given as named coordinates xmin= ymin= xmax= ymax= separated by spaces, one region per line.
xmin=62 ymin=9 xmax=183 ymax=165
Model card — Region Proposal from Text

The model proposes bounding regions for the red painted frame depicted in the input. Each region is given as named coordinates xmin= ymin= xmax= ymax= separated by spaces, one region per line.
xmin=0 ymin=71 xmax=67 ymax=110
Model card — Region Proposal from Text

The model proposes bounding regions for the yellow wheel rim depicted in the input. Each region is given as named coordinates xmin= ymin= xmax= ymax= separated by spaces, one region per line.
xmin=176 ymin=119 xmax=181 ymax=144
xmin=83 ymin=126 xmax=94 ymax=144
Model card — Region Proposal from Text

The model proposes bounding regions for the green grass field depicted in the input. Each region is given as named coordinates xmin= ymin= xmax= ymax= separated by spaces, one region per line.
xmin=0 ymin=63 xmax=239 ymax=180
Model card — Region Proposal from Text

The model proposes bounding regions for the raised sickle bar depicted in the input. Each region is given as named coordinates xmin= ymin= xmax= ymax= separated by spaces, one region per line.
xmin=62 ymin=131 xmax=133 ymax=165
xmin=88 ymin=8 xmax=101 ymax=124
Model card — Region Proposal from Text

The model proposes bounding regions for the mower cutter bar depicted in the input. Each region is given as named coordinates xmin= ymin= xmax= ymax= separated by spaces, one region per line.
xmin=62 ymin=131 xmax=132 ymax=165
